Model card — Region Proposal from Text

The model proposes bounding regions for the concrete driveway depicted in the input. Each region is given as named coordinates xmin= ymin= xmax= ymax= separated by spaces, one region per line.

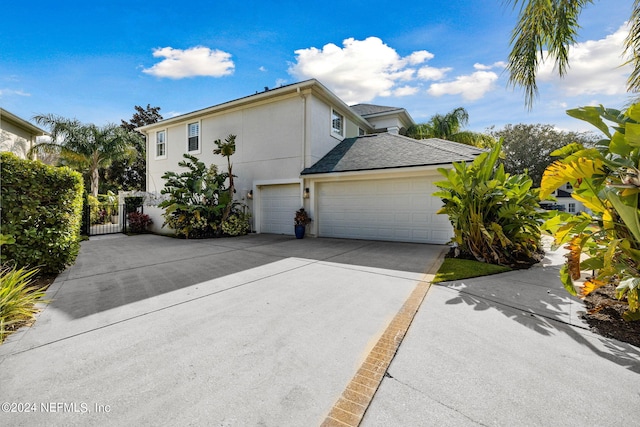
xmin=0 ymin=233 xmax=443 ymax=426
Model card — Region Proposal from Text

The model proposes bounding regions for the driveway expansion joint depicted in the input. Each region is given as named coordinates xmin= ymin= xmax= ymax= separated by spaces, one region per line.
xmin=321 ymin=279 xmax=433 ymax=427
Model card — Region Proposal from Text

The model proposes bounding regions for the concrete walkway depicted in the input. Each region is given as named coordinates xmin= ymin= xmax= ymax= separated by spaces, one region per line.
xmin=362 ymin=244 xmax=640 ymax=426
xmin=0 ymin=234 xmax=443 ymax=426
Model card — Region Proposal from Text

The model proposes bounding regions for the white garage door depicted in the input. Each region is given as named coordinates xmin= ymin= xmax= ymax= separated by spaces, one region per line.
xmin=259 ymin=184 xmax=301 ymax=235
xmin=317 ymin=177 xmax=452 ymax=244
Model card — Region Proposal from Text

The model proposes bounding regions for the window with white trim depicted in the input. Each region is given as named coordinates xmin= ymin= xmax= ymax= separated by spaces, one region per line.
xmin=188 ymin=122 xmax=199 ymax=152
xmin=156 ymin=130 xmax=166 ymax=158
xmin=331 ymin=109 xmax=344 ymax=136
xmin=568 ymin=203 xmax=576 ymax=213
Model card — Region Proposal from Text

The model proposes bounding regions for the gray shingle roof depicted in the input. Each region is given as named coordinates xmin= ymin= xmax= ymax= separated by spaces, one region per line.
xmin=301 ymin=133 xmax=485 ymax=175
xmin=350 ymin=104 xmax=404 ymax=116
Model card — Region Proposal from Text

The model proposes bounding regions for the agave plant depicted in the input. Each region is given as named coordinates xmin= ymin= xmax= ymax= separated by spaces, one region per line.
xmin=434 ymin=139 xmax=544 ymax=266
xmin=540 ymin=104 xmax=640 ymax=320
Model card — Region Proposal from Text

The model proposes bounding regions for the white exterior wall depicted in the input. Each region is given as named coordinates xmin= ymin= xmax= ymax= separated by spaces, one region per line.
xmin=143 ymin=86 xmax=367 ymax=234
xmin=365 ymin=115 xmax=403 ymax=132
xmin=0 ymin=119 xmax=35 ymax=159
xmin=307 ymin=96 xmax=348 ymax=165
xmin=146 ymin=95 xmax=306 ymax=194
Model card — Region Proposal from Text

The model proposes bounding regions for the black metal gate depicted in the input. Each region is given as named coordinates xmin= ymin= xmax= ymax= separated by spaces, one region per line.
xmin=83 ymin=202 xmax=125 ymax=236
xmin=82 ymin=196 xmax=146 ymax=236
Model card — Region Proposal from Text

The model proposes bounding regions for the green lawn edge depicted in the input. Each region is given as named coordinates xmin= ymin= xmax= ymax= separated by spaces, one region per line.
xmin=433 ymin=258 xmax=512 ymax=283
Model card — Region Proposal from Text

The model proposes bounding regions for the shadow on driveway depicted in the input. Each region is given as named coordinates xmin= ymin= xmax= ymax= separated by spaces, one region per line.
xmin=437 ymin=252 xmax=640 ymax=373
xmin=52 ymin=233 xmax=445 ymax=319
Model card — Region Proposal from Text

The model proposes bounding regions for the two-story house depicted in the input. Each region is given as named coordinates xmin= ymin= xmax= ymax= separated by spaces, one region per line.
xmin=138 ymin=79 xmax=484 ymax=244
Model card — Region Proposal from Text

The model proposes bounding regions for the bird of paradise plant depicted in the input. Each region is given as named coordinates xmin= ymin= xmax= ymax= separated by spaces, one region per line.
xmin=540 ymin=104 xmax=640 ymax=320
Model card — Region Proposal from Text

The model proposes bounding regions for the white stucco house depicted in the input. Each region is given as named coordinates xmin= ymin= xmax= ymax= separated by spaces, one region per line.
xmin=0 ymin=108 xmax=48 ymax=159
xmin=137 ymin=79 xmax=484 ymax=244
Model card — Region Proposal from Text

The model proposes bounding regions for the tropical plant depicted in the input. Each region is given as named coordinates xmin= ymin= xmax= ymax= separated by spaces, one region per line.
xmin=407 ymin=107 xmax=495 ymax=148
xmin=434 ymin=139 xmax=544 ymax=266
xmin=0 ymin=264 xmax=47 ymax=343
xmin=158 ymin=154 xmax=229 ymax=238
xmin=539 ymin=104 xmax=640 ymax=320
xmin=506 ymin=0 xmax=640 ymax=107
xmin=30 ymin=114 xmax=137 ymax=197
xmin=213 ymin=134 xmax=237 ymax=224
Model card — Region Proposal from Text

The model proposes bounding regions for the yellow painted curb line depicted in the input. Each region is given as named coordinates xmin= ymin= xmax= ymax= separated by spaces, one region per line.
xmin=320 ymin=248 xmax=447 ymax=427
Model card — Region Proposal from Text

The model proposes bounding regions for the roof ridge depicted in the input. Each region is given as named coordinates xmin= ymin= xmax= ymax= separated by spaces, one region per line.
xmin=415 ymin=138 xmax=486 ymax=157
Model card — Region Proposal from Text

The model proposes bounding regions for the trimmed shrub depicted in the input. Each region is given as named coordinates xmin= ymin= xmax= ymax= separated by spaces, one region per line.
xmin=0 ymin=152 xmax=84 ymax=274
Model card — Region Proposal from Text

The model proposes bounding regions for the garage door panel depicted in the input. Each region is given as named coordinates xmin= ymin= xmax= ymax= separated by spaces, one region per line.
xmin=318 ymin=178 xmax=452 ymax=244
xmin=260 ymin=184 xmax=300 ymax=235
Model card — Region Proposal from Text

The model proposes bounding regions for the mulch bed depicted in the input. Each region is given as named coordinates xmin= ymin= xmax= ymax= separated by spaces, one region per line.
xmin=582 ymin=283 xmax=640 ymax=348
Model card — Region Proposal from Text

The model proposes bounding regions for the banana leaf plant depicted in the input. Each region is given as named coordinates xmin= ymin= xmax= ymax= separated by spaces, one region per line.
xmin=540 ymin=104 xmax=640 ymax=320
xmin=434 ymin=139 xmax=544 ymax=267
xmin=159 ymin=154 xmax=229 ymax=238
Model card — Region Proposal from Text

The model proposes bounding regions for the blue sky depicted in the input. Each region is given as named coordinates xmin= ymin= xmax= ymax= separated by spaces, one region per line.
xmin=0 ymin=0 xmax=635 ymax=134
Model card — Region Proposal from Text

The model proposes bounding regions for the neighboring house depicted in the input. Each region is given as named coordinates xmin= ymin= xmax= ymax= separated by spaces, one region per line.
xmin=0 ymin=108 xmax=47 ymax=159
xmin=540 ymin=183 xmax=588 ymax=214
xmin=138 ymin=79 xmax=484 ymax=244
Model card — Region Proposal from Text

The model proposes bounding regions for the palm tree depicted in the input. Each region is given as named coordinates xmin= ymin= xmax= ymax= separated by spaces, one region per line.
xmin=30 ymin=114 xmax=135 ymax=197
xmin=213 ymin=134 xmax=237 ymax=223
xmin=506 ymin=0 xmax=640 ymax=108
xmin=407 ymin=107 xmax=495 ymax=147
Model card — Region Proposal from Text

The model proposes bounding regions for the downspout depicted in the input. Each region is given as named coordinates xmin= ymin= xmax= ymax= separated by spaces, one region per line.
xmin=297 ymin=86 xmax=307 ymax=170
xmin=297 ymin=86 xmax=313 ymax=235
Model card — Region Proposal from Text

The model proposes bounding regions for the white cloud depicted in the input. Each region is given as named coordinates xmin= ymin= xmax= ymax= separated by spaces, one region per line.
xmin=404 ymin=50 xmax=434 ymax=65
xmin=417 ymin=66 xmax=452 ymax=81
xmin=0 ymin=88 xmax=30 ymax=97
xmin=537 ymin=23 xmax=632 ymax=96
xmin=259 ymin=66 xmax=267 ymax=72
xmin=393 ymin=85 xmax=420 ymax=96
xmin=474 ymin=61 xmax=506 ymax=71
xmin=143 ymin=46 xmax=235 ymax=79
xmin=427 ymin=71 xmax=499 ymax=101
xmin=288 ymin=37 xmax=446 ymax=103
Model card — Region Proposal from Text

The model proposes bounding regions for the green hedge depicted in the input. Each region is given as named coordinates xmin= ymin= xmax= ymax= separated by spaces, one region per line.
xmin=1 ymin=152 xmax=84 ymax=274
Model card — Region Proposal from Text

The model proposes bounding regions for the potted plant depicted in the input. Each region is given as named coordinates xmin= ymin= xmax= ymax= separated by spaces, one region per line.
xmin=294 ymin=208 xmax=312 ymax=239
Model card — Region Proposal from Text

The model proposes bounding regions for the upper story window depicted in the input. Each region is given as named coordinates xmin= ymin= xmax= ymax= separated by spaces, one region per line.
xmin=156 ymin=130 xmax=166 ymax=159
xmin=565 ymin=182 xmax=573 ymax=190
xmin=331 ymin=109 xmax=344 ymax=137
xmin=188 ymin=122 xmax=200 ymax=152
